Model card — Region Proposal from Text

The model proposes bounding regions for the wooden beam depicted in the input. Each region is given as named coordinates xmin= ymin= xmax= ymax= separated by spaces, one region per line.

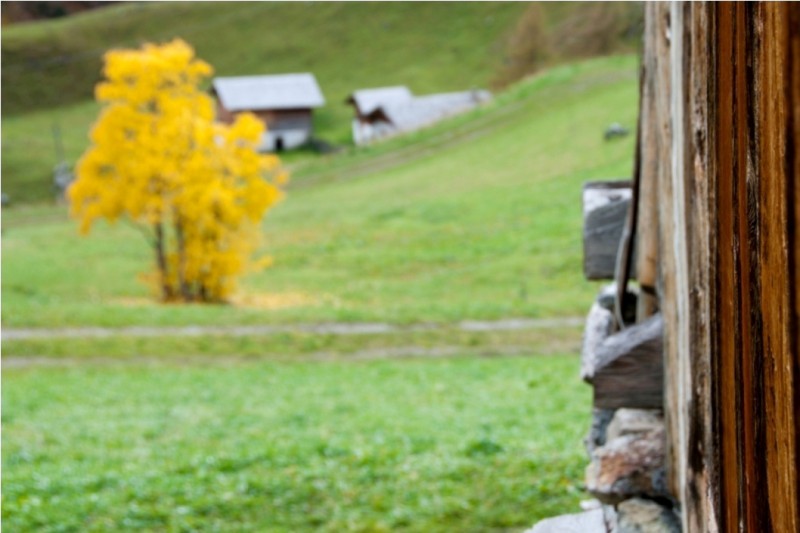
xmin=683 ymin=3 xmax=719 ymax=531
xmin=639 ymin=3 xmax=799 ymax=530
xmin=790 ymin=4 xmax=800 ymax=519
xmin=582 ymin=181 xmax=633 ymax=280
xmin=757 ymin=4 xmax=799 ymax=530
xmin=635 ymin=2 xmax=661 ymax=322
xmin=591 ymin=313 xmax=664 ymax=410
xmin=650 ymin=0 xmax=685 ymax=513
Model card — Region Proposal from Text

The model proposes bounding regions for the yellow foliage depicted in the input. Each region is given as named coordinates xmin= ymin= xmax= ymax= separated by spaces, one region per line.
xmin=69 ymin=39 xmax=285 ymax=303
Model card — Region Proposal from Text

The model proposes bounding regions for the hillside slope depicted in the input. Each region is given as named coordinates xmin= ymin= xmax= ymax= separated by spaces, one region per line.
xmin=2 ymin=2 xmax=527 ymax=203
xmin=2 ymin=55 xmax=639 ymax=328
xmin=2 ymin=2 xmax=527 ymax=117
xmin=1 ymin=2 xmax=643 ymax=204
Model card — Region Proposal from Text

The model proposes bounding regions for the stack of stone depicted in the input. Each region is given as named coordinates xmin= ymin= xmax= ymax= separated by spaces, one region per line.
xmin=525 ymin=285 xmax=680 ymax=533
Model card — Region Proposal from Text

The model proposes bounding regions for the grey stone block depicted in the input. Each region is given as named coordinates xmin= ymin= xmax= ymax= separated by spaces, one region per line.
xmin=616 ymin=498 xmax=680 ymax=533
xmin=526 ymin=508 xmax=608 ymax=533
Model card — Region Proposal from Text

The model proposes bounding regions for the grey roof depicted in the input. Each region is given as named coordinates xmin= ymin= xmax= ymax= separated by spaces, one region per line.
xmin=212 ymin=73 xmax=325 ymax=111
xmin=371 ymin=90 xmax=492 ymax=131
xmin=347 ymin=86 xmax=413 ymax=115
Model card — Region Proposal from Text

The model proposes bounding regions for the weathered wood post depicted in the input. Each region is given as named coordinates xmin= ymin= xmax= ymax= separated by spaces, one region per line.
xmin=529 ymin=3 xmax=800 ymax=532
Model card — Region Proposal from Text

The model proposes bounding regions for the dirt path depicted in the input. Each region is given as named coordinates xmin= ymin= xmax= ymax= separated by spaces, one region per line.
xmin=2 ymin=317 xmax=583 ymax=341
xmin=2 ymin=341 xmax=582 ymax=369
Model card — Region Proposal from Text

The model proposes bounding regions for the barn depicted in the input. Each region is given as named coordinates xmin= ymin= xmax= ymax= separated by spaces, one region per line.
xmin=346 ymin=86 xmax=491 ymax=145
xmin=531 ymin=2 xmax=799 ymax=532
xmin=211 ymin=73 xmax=325 ymax=152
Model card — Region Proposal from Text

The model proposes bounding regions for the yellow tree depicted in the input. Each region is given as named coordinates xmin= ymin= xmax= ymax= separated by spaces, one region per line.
xmin=69 ymin=39 xmax=286 ymax=302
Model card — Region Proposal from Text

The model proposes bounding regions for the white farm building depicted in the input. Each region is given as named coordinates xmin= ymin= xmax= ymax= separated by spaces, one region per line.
xmin=212 ymin=73 xmax=325 ymax=152
xmin=346 ymin=86 xmax=491 ymax=145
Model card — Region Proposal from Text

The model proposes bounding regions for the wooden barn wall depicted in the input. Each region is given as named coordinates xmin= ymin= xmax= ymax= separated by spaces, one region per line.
xmin=636 ymin=3 xmax=714 ymax=528
xmin=642 ymin=2 xmax=800 ymax=531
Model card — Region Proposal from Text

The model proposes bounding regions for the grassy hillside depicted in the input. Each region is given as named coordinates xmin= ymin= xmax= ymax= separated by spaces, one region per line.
xmin=2 ymin=2 xmax=526 ymax=115
xmin=2 ymin=55 xmax=639 ymax=330
xmin=2 ymin=1 xmax=527 ymax=203
xmin=1 ymin=2 xmax=642 ymax=204
xmin=2 ymin=2 xmax=643 ymax=115
xmin=2 ymin=53 xmax=637 ymax=533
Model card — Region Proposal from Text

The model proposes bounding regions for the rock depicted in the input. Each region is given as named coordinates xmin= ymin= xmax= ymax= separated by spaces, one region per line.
xmin=580 ymin=498 xmax=603 ymax=511
xmin=604 ymin=123 xmax=630 ymax=141
xmin=585 ymin=426 xmax=668 ymax=504
xmin=525 ymin=508 xmax=608 ymax=533
xmin=604 ymin=504 xmax=619 ymax=532
xmin=616 ymin=498 xmax=681 ymax=533
xmin=585 ymin=408 xmax=616 ymax=454
xmin=606 ymin=409 xmax=664 ymax=442
xmin=597 ymin=284 xmax=618 ymax=311
xmin=582 ymin=302 xmax=615 ymax=381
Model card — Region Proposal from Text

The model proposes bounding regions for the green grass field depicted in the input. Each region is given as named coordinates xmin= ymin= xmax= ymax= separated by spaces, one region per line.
xmin=3 ymin=2 xmax=528 ymax=118
xmin=2 ymin=55 xmax=638 ymax=331
xmin=1 ymin=2 xmax=530 ymax=203
xmin=1 ymin=1 xmax=641 ymax=205
xmin=2 ymin=41 xmax=638 ymax=530
xmin=2 ymin=354 xmax=590 ymax=532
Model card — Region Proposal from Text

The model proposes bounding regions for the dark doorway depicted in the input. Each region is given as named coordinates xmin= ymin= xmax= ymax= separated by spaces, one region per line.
xmin=275 ymin=137 xmax=284 ymax=151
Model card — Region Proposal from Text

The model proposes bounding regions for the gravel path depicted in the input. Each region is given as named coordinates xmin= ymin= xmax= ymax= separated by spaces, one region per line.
xmin=2 ymin=342 xmax=582 ymax=369
xmin=2 ymin=317 xmax=584 ymax=341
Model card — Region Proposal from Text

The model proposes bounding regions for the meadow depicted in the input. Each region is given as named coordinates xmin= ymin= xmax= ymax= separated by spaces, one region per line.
xmin=2 ymin=56 xmax=638 ymax=331
xmin=2 ymin=3 xmax=639 ymax=528
xmin=2 ymin=2 xmax=529 ymax=203
xmin=3 ymin=355 xmax=588 ymax=532
xmin=1 ymin=1 xmax=641 ymax=204
xmin=2 ymin=55 xmax=636 ymax=530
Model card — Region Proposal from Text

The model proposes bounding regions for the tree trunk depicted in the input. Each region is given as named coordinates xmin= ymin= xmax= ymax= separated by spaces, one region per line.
xmin=154 ymin=222 xmax=173 ymax=301
xmin=174 ymin=216 xmax=192 ymax=302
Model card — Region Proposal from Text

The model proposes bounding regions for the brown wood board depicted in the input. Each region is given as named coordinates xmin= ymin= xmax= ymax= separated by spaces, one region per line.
xmin=638 ymin=3 xmax=800 ymax=529
xmin=591 ymin=313 xmax=664 ymax=410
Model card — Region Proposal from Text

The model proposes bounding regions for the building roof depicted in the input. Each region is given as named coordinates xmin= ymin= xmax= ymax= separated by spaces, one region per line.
xmin=367 ymin=90 xmax=492 ymax=131
xmin=346 ymin=86 xmax=413 ymax=116
xmin=212 ymin=73 xmax=325 ymax=111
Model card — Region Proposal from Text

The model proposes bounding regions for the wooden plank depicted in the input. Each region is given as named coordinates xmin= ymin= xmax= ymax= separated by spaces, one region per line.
xmin=711 ymin=4 xmax=800 ymax=530
xmin=650 ymin=0 xmax=681 ymax=509
xmin=757 ymin=4 xmax=799 ymax=531
xmin=714 ymin=6 xmax=743 ymax=531
xmin=733 ymin=5 xmax=761 ymax=529
xmin=684 ymin=3 xmax=720 ymax=531
xmin=641 ymin=3 xmax=800 ymax=530
xmin=664 ymin=6 xmax=694 ymax=527
xmin=635 ymin=3 xmax=661 ymax=322
xmin=790 ymin=5 xmax=800 ymax=517
xmin=582 ymin=181 xmax=632 ymax=280
xmin=591 ymin=313 xmax=664 ymax=410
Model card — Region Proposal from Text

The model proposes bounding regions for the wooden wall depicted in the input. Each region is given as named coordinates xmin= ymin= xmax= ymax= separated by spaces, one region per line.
xmin=639 ymin=2 xmax=800 ymax=531
xmin=214 ymin=101 xmax=313 ymax=132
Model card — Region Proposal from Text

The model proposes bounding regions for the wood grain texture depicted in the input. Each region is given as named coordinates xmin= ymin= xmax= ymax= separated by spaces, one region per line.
xmin=757 ymin=4 xmax=799 ymax=531
xmin=591 ymin=313 xmax=664 ymax=410
xmin=582 ymin=182 xmax=633 ymax=280
xmin=688 ymin=3 xmax=799 ymax=530
xmin=651 ymin=0 xmax=682 ymax=511
xmin=641 ymin=3 xmax=799 ymax=530
xmin=790 ymin=4 xmax=800 ymax=519
xmin=684 ymin=4 xmax=718 ymax=530
xmin=713 ymin=6 xmax=741 ymax=530
xmin=635 ymin=3 xmax=661 ymax=322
